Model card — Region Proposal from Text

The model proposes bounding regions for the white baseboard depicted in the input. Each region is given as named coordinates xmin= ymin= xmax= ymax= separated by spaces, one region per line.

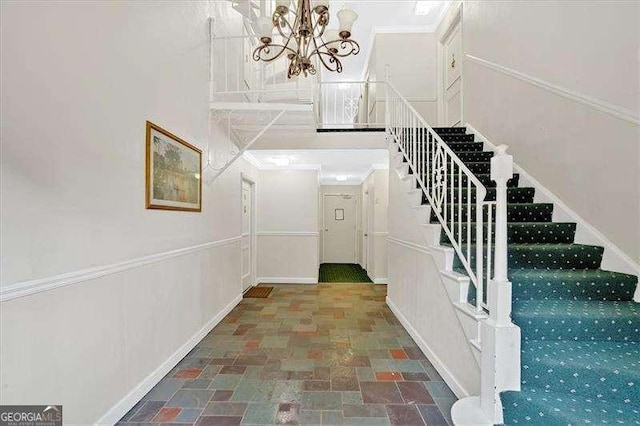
xmin=373 ymin=277 xmax=388 ymax=284
xmin=467 ymin=123 xmax=640 ymax=280
xmin=257 ymin=277 xmax=318 ymax=284
xmin=96 ymin=294 xmax=243 ymax=425
xmin=386 ymin=296 xmax=470 ymax=399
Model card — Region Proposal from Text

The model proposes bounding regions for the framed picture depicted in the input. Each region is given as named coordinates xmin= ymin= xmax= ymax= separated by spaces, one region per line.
xmin=145 ymin=121 xmax=202 ymax=212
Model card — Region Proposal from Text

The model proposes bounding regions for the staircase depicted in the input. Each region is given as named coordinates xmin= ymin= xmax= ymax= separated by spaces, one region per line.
xmin=418 ymin=127 xmax=640 ymax=424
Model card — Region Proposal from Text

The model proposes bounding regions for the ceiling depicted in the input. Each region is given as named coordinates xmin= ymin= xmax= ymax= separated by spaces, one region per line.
xmin=323 ymin=1 xmax=450 ymax=81
xmin=245 ymin=149 xmax=389 ymax=185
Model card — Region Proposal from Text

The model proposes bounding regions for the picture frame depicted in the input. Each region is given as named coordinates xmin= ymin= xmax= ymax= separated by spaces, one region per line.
xmin=145 ymin=121 xmax=202 ymax=212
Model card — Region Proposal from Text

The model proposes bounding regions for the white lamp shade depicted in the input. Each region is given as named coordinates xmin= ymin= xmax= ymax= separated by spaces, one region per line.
xmin=337 ymin=8 xmax=358 ymax=33
xmin=255 ymin=16 xmax=273 ymax=38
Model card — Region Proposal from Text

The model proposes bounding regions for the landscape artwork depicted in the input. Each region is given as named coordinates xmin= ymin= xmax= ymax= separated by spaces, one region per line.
xmin=145 ymin=121 xmax=202 ymax=212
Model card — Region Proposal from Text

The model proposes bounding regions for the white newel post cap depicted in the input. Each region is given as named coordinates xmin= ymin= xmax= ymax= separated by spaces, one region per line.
xmin=491 ymin=144 xmax=513 ymax=182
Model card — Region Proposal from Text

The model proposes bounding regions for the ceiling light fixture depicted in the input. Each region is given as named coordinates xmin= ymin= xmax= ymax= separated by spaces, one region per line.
xmin=253 ymin=0 xmax=360 ymax=78
xmin=414 ymin=1 xmax=433 ymax=15
xmin=336 ymin=175 xmax=348 ymax=181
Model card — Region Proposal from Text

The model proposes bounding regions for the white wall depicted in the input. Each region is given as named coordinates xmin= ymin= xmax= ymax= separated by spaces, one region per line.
xmin=362 ymin=169 xmax=390 ymax=282
xmin=387 ymin=151 xmax=480 ymax=396
xmin=257 ymin=170 xmax=320 ymax=283
xmin=440 ymin=1 xmax=640 ymax=261
xmin=0 ymin=1 xmax=258 ymax=423
xmin=368 ymin=32 xmax=438 ymax=125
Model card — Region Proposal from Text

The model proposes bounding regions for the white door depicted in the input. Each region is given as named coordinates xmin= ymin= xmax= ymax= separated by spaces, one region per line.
xmin=241 ymin=179 xmax=254 ymax=291
xmin=323 ymin=194 xmax=357 ymax=263
xmin=443 ymin=19 xmax=462 ymax=126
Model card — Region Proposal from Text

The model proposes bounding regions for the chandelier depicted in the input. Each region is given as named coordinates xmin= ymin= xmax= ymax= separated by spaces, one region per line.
xmin=252 ymin=0 xmax=359 ymax=78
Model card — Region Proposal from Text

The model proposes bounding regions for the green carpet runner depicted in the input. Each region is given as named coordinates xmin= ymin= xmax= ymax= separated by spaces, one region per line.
xmin=401 ymin=127 xmax=639 ymax=424
xmin=318 ymin=263 xmax=372 ymax=283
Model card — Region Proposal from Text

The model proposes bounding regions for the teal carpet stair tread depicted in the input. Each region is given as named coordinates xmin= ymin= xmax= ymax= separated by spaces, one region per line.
xmin=520 ymin=340 xmax=640 ymax=405
xmin=430 ymin=203 xmax=554 ymax=223
xmin=512 ymin=299 xmax=640 ymax=342
xmin=423 ymin=186 xmax=536 ymax=203
xmin=501 ymin=386 xmax=640 ymax=425
xmin=420 ymin=172 xmax=520 ymax=188
xmin=412 ymin=127 xmax=640 ymax=423
xmin=452 ymin=243 xmax=604 ymax=270
xmin=440 ymin=222 xmax=577 ymax=245
xmin=510 ymin=269 xmax=638 ymax=301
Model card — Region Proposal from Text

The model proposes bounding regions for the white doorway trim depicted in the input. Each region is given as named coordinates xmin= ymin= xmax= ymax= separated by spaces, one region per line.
xmin=321 ymin=193 xmax=359 ymax=264
xmin=437 ymin=3 xmax=464 ymax=126
xmin=241 ymin=174 xmax=257 ymax=293
xmin=362 ymin=189 xmax=370 ymax=270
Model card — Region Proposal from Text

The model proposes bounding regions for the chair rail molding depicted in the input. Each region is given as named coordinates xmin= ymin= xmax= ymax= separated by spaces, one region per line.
xmin=0 ymin=236 xmax=242 ymax=302
xmin=465 ymin=54 xmax=640 ymax=125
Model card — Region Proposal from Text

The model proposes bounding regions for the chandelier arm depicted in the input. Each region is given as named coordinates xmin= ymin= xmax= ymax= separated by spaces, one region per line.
xmin=273 ymin=12 xmax=294 ymax=39
xmin=310 ymin=10 xmax=328 ymax=39
xmin=311 ymin=50 xmax=343 ymax=73
xmin=253 ymin=43 xmax=297 ymax=62
xmin=331 ymin=39 xmax=361 ymax=57
xmin=307 ymin=32 xmax=323 ymax=65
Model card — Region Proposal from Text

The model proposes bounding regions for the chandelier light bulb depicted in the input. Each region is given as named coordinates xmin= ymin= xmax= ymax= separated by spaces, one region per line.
xmin=337 ymin=8 xmax=358 ymax=39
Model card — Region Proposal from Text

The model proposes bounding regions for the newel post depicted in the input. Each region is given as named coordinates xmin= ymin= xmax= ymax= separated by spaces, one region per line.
xmin=477 ymin=144 xmax=521 ymax=423
xmin=490 ymin=144 xmax=513 ymax=325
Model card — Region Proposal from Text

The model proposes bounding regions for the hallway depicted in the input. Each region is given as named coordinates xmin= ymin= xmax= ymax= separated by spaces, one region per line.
xmin=117 ymin=285 xmax=456 ymax=425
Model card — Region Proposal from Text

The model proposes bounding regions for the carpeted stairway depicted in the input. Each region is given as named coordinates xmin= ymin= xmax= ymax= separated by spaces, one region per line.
xmin=400 ymin=127 xmax=640 ymax=424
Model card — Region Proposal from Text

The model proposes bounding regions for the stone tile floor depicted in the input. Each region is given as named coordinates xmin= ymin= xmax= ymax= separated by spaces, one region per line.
xmin=118 ymin=284 xmax=456 ymax=425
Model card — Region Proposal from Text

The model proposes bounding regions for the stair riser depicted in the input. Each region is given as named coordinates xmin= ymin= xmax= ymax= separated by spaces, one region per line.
xmin=465 ymin=162 xmax=491 ymax=174
xmin=512 ymin=273 xmax=637 ymax=302
xmin=430 ymin=203 xmax=554 ymax=223
xmin=520 ymin=347 xmax=639 ymax=405
xmin=433 ymin=127 xmax=467 ymax=134
xmin=514 ymin=313 xmax=640 ymax=342
xmin=399 ymin=140 xmax=485 ymax=153
xmin=440 ymin=223 xmax=577 ymax=245
xmin=415 ymin=174 xmax=522 ymax=188
xmin=424 ymin=188 xmax=535 ymax=204
xmin=453 ymin=151 xmax=494 ymax=162
xmin=410 ymin=151 xmax=493 ymax=163
xmin=439 ymin=134 xmax=475 ymax=142
xmin=411 ymin=160 xmax=491 ymax=174
xmin=501 ymin=387 xmax=639 ymax=425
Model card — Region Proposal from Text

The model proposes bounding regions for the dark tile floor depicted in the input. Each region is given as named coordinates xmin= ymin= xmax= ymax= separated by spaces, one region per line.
xmin=118 ymin=284 xmax=456 ymax=425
